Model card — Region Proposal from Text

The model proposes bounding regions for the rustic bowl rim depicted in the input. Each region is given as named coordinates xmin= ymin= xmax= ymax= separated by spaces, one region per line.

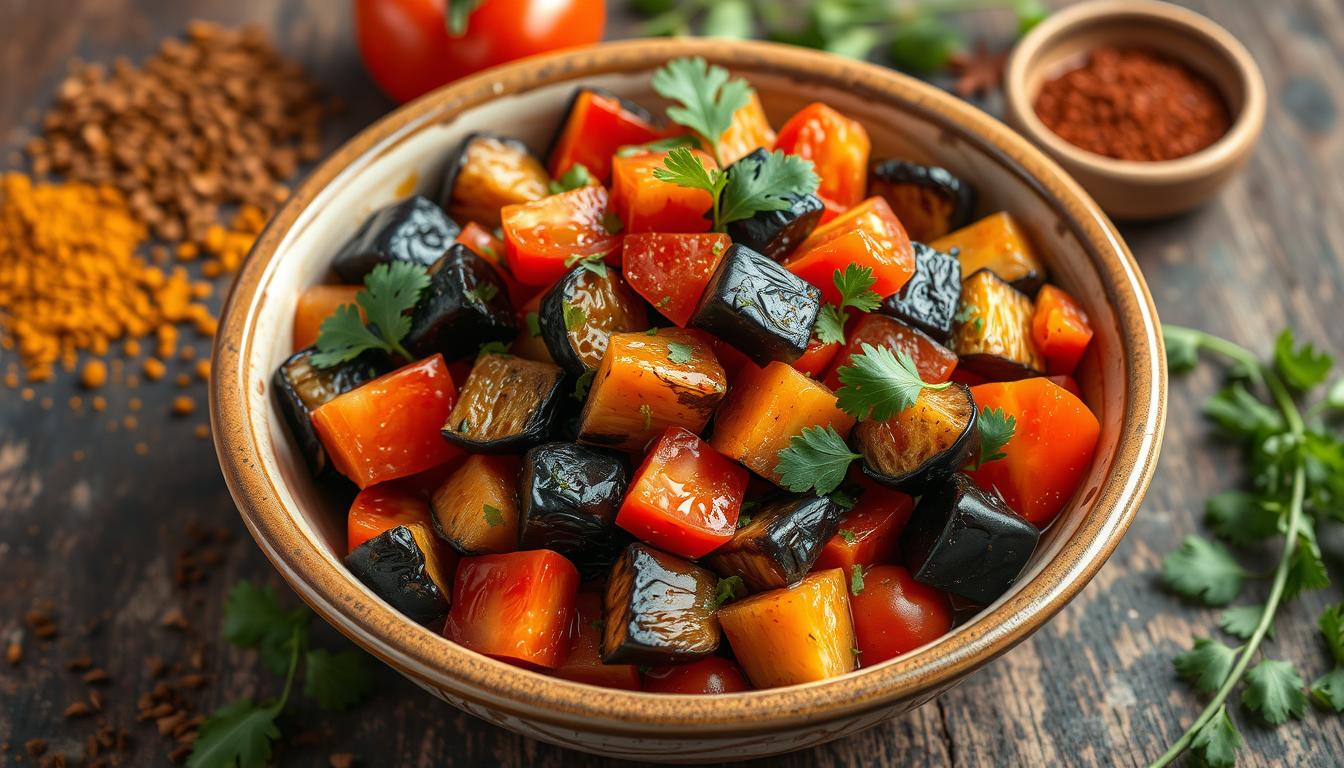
xmin=211 ymin=38 xmax=1165 ymax=734
xmin=1003 ymin=0 xmax=1267 ymax=183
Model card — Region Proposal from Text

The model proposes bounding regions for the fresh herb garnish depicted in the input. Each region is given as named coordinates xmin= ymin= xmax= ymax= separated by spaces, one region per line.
xmin=572 ymin=369 xmax=595 ymax=401
xmin=969 ymin=406 xmax=1016 ymax=470
xmin=464 ymin=281 xmax=499 ymax=305
xmin=652 ymin=147 xmax=819 ymax=233
xmin=849 ymin=564 xmax=865 ymax=595
xmin=549 ymin=163 xmax=594 ymax=194
xmin=815 ymin=265 xmax=882 ymax=345
xmin=711 ymin=575 xmax=746 ymax=608
xmin=776 ymin=425 xmax=862 ymax=496
xmin=525 ymin=311 xmax=542 ymax=338
xmin=477 ymin=340 xmax=512 ymax=358
xmin=834 ymin=344 xmax=952 ymax=421
xmin=444 ymin=0 xmax=483 ymax=36
xmin=565 ymin=252 xmax=609 ymax=277
xmin=601 ymin=210 xmax=624 ymax=235
xmin=562 ymin=301 xmax=587 ymax=331
xmin=666 ymin=341 xmax=695 ymax=364
xmin=838 ymin=529 xmax=857 ymax=545
xmin=655 ymin=295 xmax=672 ymax=309
xmin=640 ymin=403 xmax=654 ymax=432
xmin=311 ymin=261 xmax=430 ymax=368
xmin=736 ymin=513 xmax=753 ymax=529
xmin=650 ymin=57 xmax=751 ymax=162
xmin=483 ymin=504 xmax=504 ymax=527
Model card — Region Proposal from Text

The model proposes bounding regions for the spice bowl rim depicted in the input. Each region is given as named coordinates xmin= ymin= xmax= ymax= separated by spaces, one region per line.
xmin=1003 ymin=0 xmax=1267 ymax=184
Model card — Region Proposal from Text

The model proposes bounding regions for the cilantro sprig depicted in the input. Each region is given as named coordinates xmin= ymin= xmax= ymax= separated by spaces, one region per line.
xmin=834 ymin=344 xmax=952 ymax=421
xmin=549 ymin=163 xmax=594 ymax=194
xmin=651 ymin=147 xmax=819 ymax=233
xmin=776 ymin=425 xmax=861 ymax=496
xmin=815 ymin=265 xmax=881 ymax=345
xmin=650 ymin=57 xmax=751 ymax=163
xmin=312 ymin=261 xmax=430 ymax=368
xmin=969 ymin=406 xmax=1015 ymax=470
xmin=188 ymin=582 xmax=374 ymax=768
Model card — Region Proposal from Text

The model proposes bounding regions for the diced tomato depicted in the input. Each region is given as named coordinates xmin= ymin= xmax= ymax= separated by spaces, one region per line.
xmin=642 ymin=657 xmax=751 ymax=694
xmin=292 ymin=285 xmax=361 ymax=352
xmin=610 ymin=149 xmax=717 ymax=234
xmin=814 ymin=481 xmax=913 ymax=572
xmin=850 ymin=565 xmax=952 ymax=666
xmin=346 ymin=481 xmax=432 ymax=553
xmin=548 ymin=88 xmax=663 ymax=184
xmin=1032 ymin=285 xmax=1094 ymax=375
xmin=622 ymin=232 xmax=730 ymax=327
xmin=714 ymin=92 xmax=776 ymax=166
xmin=311 ymin=354 xmax=461 ymax=489
xmin=445 ymin=549 xmax=579 ymax=669
xmin=551 ymin=592 xmax=642 ymax=689
xmin=1048 ymin=374 xmax=1082 ymax=398
xmin=616 ymin=426 xmax=749 ymax=558
xmin=791 ymin=336 xmax=840 ymax=379
xmin=775 ymin=102 xmax=870 ymax=208
xmin=501 ymin=185 xmax=621 ymax=286
xmin=784 ymin=197 xmax=915 ymax=303
xmin=455 ymin=221 xmax=533 ymax=307
xmin=967 ymin=377 xmax=1101 ymax=527
xmin=823 ymin=314 xmax=958 ymax=390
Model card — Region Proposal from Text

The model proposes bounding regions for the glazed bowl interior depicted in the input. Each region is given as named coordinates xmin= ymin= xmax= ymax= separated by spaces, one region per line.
xmin=213 ymin=39 xmax=1163 ymax=759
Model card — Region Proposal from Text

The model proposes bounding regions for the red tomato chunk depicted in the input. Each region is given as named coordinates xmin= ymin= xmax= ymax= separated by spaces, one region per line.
xmin=784 ymin=197 xmax=914 ymax=303
xmin=502 ymin=185 xmax=621 ymax=286
xmin=622 ymin=232 xmax=730 ymax=327
xmin=850 ymin=565 xmax=952 ymax=666
xmin=346 ymin=481 xmax=432 ymax=554
xmin=445 ymin=549 xmax=580 ymax=669
xmin=643 ymin=657 xmax=752 ymax=694
xmin=549 ymin=88 xmax=663 ymax=183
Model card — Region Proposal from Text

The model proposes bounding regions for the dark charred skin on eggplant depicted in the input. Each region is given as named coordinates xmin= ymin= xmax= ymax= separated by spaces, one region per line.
xmin=690 ymin=244 xmax=822 ymax=366
xmin=404 ymin=243 xmax=516 ymax=361
xmin=855 ymin=382 xmax=979 ymax=496
xmin=519 ymin=442 xmax=632 ymax=577
xmin=441 ymin=353 xmax=565 ymax=453
xmin=438 ymin=132 xmax=549 ymax=228
xmin=601 ymin=543 xmax=721 ymax=664
xmin=952 ymin=268 xmax=1044 ymax=380
xmin=705 ymin=495 xmax=843 ymax=591
xmin=331 ymin=195 xmax=460 ymax=283
xmin=868 ymin=159 xmax=976 ymax=243
xmin=272 ymin=347 xmax=391 ymax=477
xmin=344 ymin=523 xmax=451 ymax=624
xmin=724 ymin=149 xmax=825 ymax=261
xmin=538 ymin=265 xmax=650 ymax=376
xmin=881 ymin=242 xmax=962 ymax=342
xmin=902 ymin=473 xmax=1040 ymax=605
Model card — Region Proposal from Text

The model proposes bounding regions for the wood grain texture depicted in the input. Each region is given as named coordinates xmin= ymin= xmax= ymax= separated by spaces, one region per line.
xmin=2 ymin=0 xmax=1343 ymax=765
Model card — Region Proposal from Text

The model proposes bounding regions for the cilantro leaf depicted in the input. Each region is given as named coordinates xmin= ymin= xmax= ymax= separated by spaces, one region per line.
xmin=815 ymin=265 xmax=879 ymax=345
xmin=970 ymin=406 xmax=1016 ymax=470
xmin=829 ymin=484 xmax=860 ymax=510
xmin=1203 ymin=491 xmax=1278 ymax=547
xmin=313 ymin=261 xmax=429 ymax=367
xmin=549 ymin=163 xmax=594 ymax=194
xmin=814 ymin=305 xmax=849 ymax=346
xmin=717 ymin=150 xmax=821 ymax=226
xmin=483 ymin=504 xmax=505 ymax=527
xmin=1173 ymin=636 xmax=1237 ymax=695
xmin=310 ymin=305 xmax=389 ymax=368
xmin=303 ymin=648 xmax=374 ymax=712
xmin=1189 ymin=705 xmax=1240 ymax=768
xmin=1162 ymin=535 xmax=1246 ymax=606
xmin=1274 ymin=328 xmax=1333 ymax=390
xmin=711 ymin=575 xmax=746 ymax=608
xmin=849 ymin=564 xmax=865 ymax=595
xmin=776 ymin=425 xmax=861 ymax=496
xmin=1320 ymin=604 xmax=1344 ymax=664
xmin=445 ymin=0 xmax=484 ymax=36
xmin=187 ymin=699 xmax=281 ymax=768
xmin=1311 ymin=667 xmax=1344 ymax=712
xmin=1285 ymin=522 xmax=1330 ymax=599
xmin=838 ymin=529 xmax=857 ymax=544
xmin=1242 ymin=658 xmax=1307 ymax=725
xmin=835 ymin=344 xmax=951 ymax=421
xmin=565 ymin=252 xmax=608 ymax=277
xmin=652 ymin=146 xmax=725 ymax=195
xmin=571 ymin=369 xmax=595 ymax=401
xmin=1163 ymin=326 xmax=1202 ymax=373
xmin=1327 ymin=378 xmax=1344 ymax=411
xmin=1219 ymin=604 xmax=1270 ymax=641
xmin=1203 ymin=383 xmax=1282 ymax=436
xmin=562 ymin=301 xmax=587 ymax=331
xmin=666 ymin=341 xmax=695 ymax=364
xmin=222 ymin=581 xmax=309 ymax=675
xmin=464 ymin=281 xmax=499 ymax=305
xmin=477 ymin=340 xmax=512 ymax=358
xmin=1014 ymin=0 xmax=1050 ymax=33
xmin=887 ymin=15 xmax=962 ymax=73
xmin=650 ymin=57 xmax=751 ymax=160
xmin=525 ymin=311 xmax=542 ymax=338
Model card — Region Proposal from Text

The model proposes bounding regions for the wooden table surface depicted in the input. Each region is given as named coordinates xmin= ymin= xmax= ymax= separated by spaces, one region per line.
xmin=4 ymin=0 xmax=1344 ymax=765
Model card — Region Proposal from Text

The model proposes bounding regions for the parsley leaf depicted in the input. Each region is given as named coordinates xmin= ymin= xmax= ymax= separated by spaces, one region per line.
xmin=1311 ymin=667 xmax=1344 ymax=712
xmin=1274 ymin=329 xmax=1333 ymax=390
xmin=1162 ymin=535 xmax=1246 ymax=606
xmin=483 ymin=504 xmax=505 ymax=527
xmin=464 ymin=281 xmax=499 ymax=304
xmin=303 ymin=649 xmax=374 ymax=712
xmin=571 ymin=369 xmax=595 ymax=401
xmin=565 ymin=252 xmax=608 ymax=277
xmin=1219 ymin=604 xmax=1270 ymax=641
xmin=711 ymin=575 xmax=746 ymax=608
xmin=477 ymin=340 xmax=512 ymax=358
xmin=549 ymin=163 xmax=594 ymax=194
xmin=970 ymin=406 xmax=1016 ymax=470
xmin=1203 ymin=491 xmax=1278 ymax=547
xmin=849 ymin=564 xmax=865 ymax=595
xmin=1285 ymin=521 xmax=1330 ymax=599
xmin=650 ymin=57 xmax=751 ymax=161
xmin=1163 ymin=325 xmax=1203 ymax=373
xmin=653 ymin=146 xmax=726 ymax=194
xmin=1173 ymin=637 xmax=1237 ymax=695
xmin=525 ymin=311 xmax=542 ymax=338
xmin=666 ymin=341 xmax=695 ymax=364
xmin=838 ymin=529 xmax=857 ymax=544
xmin=776 ymin=425 xmax=861 ymax=495
xmin=1320 ymin=604 xmax=1344 ymax=664
xmin=815 ymin=265 xmax=879 ymax=345
xmin=222 ymin=582 xmax=309 ymax=675
xmin=1242 ymin=658 xmax=1307 ymax=725
xmin=1203 ymin=383 xmax=1282 ymax=435
xmin=718 ymin=150 xmax=820 ymax=226
xmin=312 ymin=261 xmax=429 ymax=367
xmin=562 ymin=301 xmax=587 ymax=331
xmin=186 ymin=699 xmax=281 ymax=768
xmin=834 ymin=344 xmax=952 ymax=421
xmin=1190 ymin=706 xmax=1240 ymax=768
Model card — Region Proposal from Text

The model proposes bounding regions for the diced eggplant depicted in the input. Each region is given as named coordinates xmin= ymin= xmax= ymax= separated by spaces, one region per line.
xmin=601 ymin=543 xmax=720 ymax=664
xmin=538 ymin=265 xmax=650 ymax=376
xmin=430 ymin=454 xmax=521 ymax=555
xmin=902 ymin=473 xmax=1040 ymax=604
xmin=931 ymin=212 xmax=1046 ymax=295
xmin=854 ymin=383 xmax=978 ymax=495
xmin=724 ymin=149 xmax=825 ymax=261
xmin=952 ymin=269 xmax=1044 ymax=380
xmin=272 ymin=348 xmax=391 ymax=477
xmin=441 ymin=353 xmax=564 ymax=453
xmin=439 ymin=132 xmax=549 ymax=228
xmin=868 ymin=159 xmax=976 ymax=243
xmin=519 ymin=442 xmax=631 ymax=576
xmin=690 ymin=244 xmax=822 ymax=366
xmin=705 ymin=495 xmax=843 ymax=591
xmin=404 ymin=243 xmax=516 ymax=361
xmin=345 ymin=523 xmax=453 ymax=624
xmin=331 ymin=195 xmax=460 ymax=283
xmin=881 ymin=241 xmax=962 ymax=343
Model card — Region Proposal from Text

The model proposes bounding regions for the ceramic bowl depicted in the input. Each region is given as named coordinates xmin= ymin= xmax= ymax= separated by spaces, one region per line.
xmin=1003 ymin=0 xmax=1266 ymax=220
xmin=211 ymin=38 xmax=1165 ymax=762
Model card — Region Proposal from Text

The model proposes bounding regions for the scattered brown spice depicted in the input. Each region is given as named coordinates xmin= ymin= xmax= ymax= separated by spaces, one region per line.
xmin=134 ymin=442 xmax=150 ymax=456
xmin=25 ymin=610 xmax=57 ymax=639
xmin=142 ymin=357 xmax=166 ymax=381
xmin=78 ymin=360 xmax=107 ymax=389
xmin=72 ymin=450 xmax=86 ymax=462
xmin=121 ymin=415 xmax=138 ymax=430
xmin=950 ymin=40 xmax=1008 ymax=98
xmin=170 ymin=396 xmax=196 ymax=416
xmin=127 ymin=397 xmax=142 ymax=411
xmin=174 ymin=372 xmax=192 ymax=388
xmin=67 ymin=396 xmax=81 ymax=410
xmin=160 ymin=609 xmax=189 ymax=631
xmin=194 ymin=360 xmax=211 ymax=381
xmin=330 ymin=753 xmax=356 ymax=768
xmin=179 ymin=344 xmax=198 ymax=361
xmin=65 ymin=655 xmax=94 ymax=671
xmin=91 ymin=396 xmax=106 ymax=412
xmin=40 ymin=396 xmax=54 ymax=410
xmin=7 ymin=638 xmax=22 ymax=665
xmin=82 ymin=667 xmax=110 ymax=685
xmin=64 ymin=702 xmax=92 ymax=719
xmin=24 ymin=739 xmax=47 ymax=758
xmin=193 ymin=424 xmax=210 ymax=440
xmin=20 ymin=387 xmax=34 ymax=401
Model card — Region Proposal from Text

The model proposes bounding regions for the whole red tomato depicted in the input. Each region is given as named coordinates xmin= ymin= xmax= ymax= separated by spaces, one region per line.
xmin=355 ymin=0 xmax=606 ymax=104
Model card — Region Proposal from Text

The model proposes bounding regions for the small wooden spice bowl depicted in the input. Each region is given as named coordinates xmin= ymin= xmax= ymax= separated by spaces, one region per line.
xmin=1004 ymin=0 xmax=1266 ymax=220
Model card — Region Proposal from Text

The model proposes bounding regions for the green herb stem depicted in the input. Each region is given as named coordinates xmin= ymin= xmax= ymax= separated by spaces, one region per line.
xmin=271 ymin=622 xmax=304 ymax=716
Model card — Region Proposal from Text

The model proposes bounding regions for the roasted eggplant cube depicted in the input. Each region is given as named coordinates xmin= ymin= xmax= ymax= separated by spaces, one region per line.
xmin=345 ymin=523 xmax=453 ymax=624
xmin=855 ymin=383 xmax=978 ymax=496
xmin=439 ymin=132 xmax=549 ymax=228
xmin=430 ymin=454 xmax=521 ymax=555
xmin=272 ymin=348 xmax=390 ymax=477
xmin=690 ymin=244 xmax=822 ymax=366
xmin=441 ymin=353 xmax=565 ymax=453
xmin=952 ymin=269 xmax=1044 ymax=380
xmin=706 ymin=494 xmax=843 ymax=591
xmin=331 ymin=195 xmax=460 ymax=283
xmin=538 ymin=265 xmax=650 ymax=376
xmin=882 ymin=242 xmax=962 ymax=342
xmin=724 ymin=149 xmax=825 ymax=261
xmin=902 ymin=474 xmax=1040 ymax=605
xmin=868 ymin=159 xmax=976 ymax=243
xmin=404 ymin=244 xmax=516 ymax=361
xmin=519 ymin=442 xmax=630 ymax=576
xmin=602 ymin=543 xmax=720 ymax=664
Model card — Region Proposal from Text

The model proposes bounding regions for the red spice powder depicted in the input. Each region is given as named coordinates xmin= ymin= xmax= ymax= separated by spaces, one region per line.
xmin=1034 ymin=46 xmax=1231 ymax=162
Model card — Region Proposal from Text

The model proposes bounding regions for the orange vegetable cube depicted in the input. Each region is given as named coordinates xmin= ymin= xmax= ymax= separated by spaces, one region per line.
xmin=930 ymin=212 xmax=1046 ymax=292
xmin=292 ymin=285 xmax=361 ymax=352
xmin=430 ymin=454 xmax=521 ymax=555
xmin=714 ymin=92 xmax=777 ymax=166
xmin=611 ymin=149 xmax=717 ymax=234
xmin=784 ymin=197 xmax=914 ymax=303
